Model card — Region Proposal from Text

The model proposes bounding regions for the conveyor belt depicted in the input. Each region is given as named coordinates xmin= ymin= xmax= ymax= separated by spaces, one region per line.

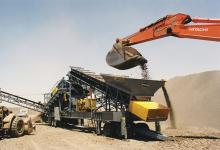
xmin=68 ymin=67 xmax=164 ymax=107
xmin=0 ymin=67 xmax=164 ymax=114
xmin=44 ymin=67 xmax=165 ymax=112
xmin=68 ymin=67 xmax=130 ymax=108
xmin=0 ymin=90 xmax=44 ymax=113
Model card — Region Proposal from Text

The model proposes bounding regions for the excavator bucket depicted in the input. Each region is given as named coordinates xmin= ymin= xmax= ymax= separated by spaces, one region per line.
xmin=106 ymin=43 xmax=147 ymax=70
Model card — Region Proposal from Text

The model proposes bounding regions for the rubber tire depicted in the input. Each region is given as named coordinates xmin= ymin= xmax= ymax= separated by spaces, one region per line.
xmin=134 ymin=123 xmax=150 ymax=138
xmin=10 ymin=118 xmax=25 ymax=137
xmin=103 ymin=122 xmax=122 ymax=138
xmin=135 ymin=123 xmax=150 ymax=131
xmin=103 ymin=122 xmax=114 ymax=137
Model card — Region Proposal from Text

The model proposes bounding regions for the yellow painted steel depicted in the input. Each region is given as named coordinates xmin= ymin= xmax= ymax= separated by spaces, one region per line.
xmin=51 ymin=87 xmax=58 ymax=97
xmin=63 ymin=93 xmax=68 ymax=102
xmin=128 ymin=101 xmax=169 ymax=121
xmin=76 ymin=99 xmax=96 ymax=112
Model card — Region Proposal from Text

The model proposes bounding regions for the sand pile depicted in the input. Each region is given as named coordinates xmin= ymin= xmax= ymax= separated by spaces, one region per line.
xmin=153 ymin=70 xmax=220 ymax=130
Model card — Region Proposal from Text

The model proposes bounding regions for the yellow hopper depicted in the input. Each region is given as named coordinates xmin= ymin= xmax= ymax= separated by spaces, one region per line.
xmin=129 ymin=101 xmax=169 ymax=122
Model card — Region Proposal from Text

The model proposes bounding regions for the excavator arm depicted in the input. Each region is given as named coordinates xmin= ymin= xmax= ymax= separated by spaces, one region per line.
xmin=106 ymin=13 xmax=220 ymax=70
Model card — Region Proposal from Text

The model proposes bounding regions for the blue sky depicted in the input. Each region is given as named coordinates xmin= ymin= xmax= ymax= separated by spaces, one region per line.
xmin=0 ymin=0 xmax=220 ymax=102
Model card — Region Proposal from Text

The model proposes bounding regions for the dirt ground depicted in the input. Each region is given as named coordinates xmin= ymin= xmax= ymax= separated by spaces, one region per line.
xmin=0 ymin=125 xmax=220 ymax=150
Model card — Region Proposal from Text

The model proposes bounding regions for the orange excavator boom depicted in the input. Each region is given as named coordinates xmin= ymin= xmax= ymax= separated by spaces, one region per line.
xmin=106 ymin=13 xmax=220 ymax=70
xmin=117 ymin=13 xmax=220 ymax=45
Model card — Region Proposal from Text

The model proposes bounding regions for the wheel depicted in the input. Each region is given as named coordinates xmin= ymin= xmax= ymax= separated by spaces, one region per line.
xmin=126 ymin=122 xmax=136 ymax=138
xmin=10 ymin=117 xmax=25 ymax=137
xmin=103 ymin=122 xmax=114 ymax=137
xmin=59 ymin=120 xmax=67 ymax=128
xmin=112 ymin=122 xmax=121 ymax=138
xmin=103 ymin=122 xmax=122 ymax=138
xmin=135 ymin=123 xmax=149 ymax=131
xmin=134 ymin=123 xmax=150 ymax=139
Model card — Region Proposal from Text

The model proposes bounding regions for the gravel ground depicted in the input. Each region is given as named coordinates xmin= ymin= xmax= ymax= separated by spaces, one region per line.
xmin=155 ymin=127 xmax=220 ymax=150
xmin=0 ymin=125 xmax=220 ymax=150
